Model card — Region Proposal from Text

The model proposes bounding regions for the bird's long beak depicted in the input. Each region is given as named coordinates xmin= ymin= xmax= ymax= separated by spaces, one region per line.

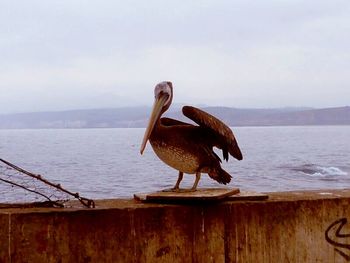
xmin=140 ymin=93 xmax=169 ymax=154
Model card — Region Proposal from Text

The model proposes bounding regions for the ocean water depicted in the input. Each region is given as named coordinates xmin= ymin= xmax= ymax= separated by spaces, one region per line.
xmin=0 ymin=126 xmax=350 ymax=202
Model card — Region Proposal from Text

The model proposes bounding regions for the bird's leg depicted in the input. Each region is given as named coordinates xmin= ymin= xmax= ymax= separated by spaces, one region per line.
xmin=190 ymin=172 xmax=201 ymax=191
xmin=174 ymin=172 xmax=201 ymax=193
xmin=162 ymin=171 xmax=183 ymax=192
xmin=162 ymin=172 xmax=200 ymax=193
xmin=173 ymin=171 xmax=183 ymax=190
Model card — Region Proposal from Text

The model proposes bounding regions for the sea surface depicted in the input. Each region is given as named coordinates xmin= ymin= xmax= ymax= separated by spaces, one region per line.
xmin=0 ymin=126 xmax=350 ymax=202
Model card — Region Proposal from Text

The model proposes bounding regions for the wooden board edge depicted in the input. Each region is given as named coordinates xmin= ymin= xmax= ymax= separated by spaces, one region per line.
xmin=134 ymin=188 xmax=241 ymax=202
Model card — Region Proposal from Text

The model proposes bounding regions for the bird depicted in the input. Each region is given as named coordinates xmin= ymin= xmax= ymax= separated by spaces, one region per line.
xmin=140 ymin=81 xmax=243 ymax=192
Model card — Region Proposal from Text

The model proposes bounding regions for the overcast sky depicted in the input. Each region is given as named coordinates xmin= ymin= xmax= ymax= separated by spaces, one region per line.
xmin=0 ymin=0 xmax=349 ymax=113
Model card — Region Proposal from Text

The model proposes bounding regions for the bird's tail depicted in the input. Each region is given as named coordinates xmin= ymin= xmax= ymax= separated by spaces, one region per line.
xmin=208 ymin=167 xmax=232 ymax=185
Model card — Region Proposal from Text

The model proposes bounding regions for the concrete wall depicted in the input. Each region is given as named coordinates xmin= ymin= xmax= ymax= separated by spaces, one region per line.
xmin=1 ymin=189 xmax=350 ymax=262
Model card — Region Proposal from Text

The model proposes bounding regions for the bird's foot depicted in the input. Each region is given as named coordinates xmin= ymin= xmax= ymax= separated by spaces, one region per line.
xmin=179 ymin=188 xmax=197 ymax=193
xmin=161 ymin=188 xmax=197 ymax=193
xmin=161 ymin=187 xmax=180 ymax=192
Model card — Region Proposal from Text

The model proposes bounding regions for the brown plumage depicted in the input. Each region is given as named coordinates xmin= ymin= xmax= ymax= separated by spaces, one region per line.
xmin=140 ymin=81 xmax=243 ymax=191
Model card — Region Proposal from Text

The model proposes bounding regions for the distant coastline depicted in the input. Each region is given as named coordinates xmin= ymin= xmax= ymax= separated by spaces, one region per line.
xmin=0 ymin=106 xmax=349 ymax=129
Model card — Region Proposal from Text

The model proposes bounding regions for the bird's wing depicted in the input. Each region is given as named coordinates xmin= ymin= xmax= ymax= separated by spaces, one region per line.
xmin=182 ymin=106 xmax=243 ymax=161
xmin=160 ymin=117 xmax=193 ymax=127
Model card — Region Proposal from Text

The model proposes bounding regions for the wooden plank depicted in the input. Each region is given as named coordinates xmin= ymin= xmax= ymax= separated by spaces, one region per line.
xmin=134 ymin=188 xmax=240 ymax=202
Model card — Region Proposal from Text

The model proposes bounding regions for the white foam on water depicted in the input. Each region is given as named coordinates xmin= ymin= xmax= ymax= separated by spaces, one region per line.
xmin=310 ymin=166 xmax=348 ymax=177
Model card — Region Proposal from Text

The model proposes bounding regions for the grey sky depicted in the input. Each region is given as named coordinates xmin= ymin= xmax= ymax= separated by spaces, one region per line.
xmin=1 ymin=0 xmax=349 ymax=113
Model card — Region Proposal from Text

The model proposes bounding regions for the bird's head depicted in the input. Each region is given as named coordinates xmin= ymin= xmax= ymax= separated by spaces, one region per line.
xmin=154 ymin=81 xmax=173 ymax=113
xmin=140 ymin=81 xmax=173 ymax=155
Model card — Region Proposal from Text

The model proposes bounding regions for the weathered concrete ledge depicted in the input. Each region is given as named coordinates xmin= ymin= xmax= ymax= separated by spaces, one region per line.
xmin=1 ymin=189 xmax=350 ymax=262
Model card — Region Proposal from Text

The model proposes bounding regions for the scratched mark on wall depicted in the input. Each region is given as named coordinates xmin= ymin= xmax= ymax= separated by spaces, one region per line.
xmin=325 ymin=218 xmax=350 ymax=261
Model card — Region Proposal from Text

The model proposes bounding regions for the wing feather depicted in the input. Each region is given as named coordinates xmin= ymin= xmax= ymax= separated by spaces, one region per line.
xmin=182 ymin=106 xmax=243 ymax=161
xmin=160 ymin=117 xmax=193 ymax=127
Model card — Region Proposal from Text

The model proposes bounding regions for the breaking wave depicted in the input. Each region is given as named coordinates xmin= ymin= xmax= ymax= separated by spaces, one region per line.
xmin=287 ymin=164 xmax=348 ymax=177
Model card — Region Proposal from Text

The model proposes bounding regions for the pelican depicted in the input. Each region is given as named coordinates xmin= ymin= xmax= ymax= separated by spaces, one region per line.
xmin=140 ymin=81 xmax=243 ymax=191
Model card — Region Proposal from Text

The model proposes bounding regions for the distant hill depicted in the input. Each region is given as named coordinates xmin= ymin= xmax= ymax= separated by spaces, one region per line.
xmin=0 ymin=106 xmax=349 ymax=129
xmin=185 ymin=106 xmax=350 ymax=126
